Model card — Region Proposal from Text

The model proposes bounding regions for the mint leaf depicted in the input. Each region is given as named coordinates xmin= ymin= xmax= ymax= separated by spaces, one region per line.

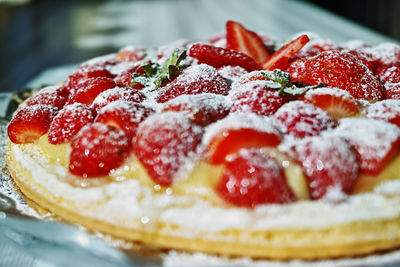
xmin=130 ymin=49 xmax=188 ymax=89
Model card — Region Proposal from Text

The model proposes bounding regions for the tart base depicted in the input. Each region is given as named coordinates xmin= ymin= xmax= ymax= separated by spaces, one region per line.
xmin=7 ymin=141 xmax=400 ymax=260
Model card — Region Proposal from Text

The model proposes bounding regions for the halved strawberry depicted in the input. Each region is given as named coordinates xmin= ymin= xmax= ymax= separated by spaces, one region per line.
xmin=95 ymin=100 xmax=155 ymax=138
xmin=91 ymin=86 xmax=146 ymax=113
xmin=230 ymin=80 xmax=287 ymax=116
xmin=225 ymin=20 xmax=270 ymax=65
xmin=272 ymin=101 xmax=335 ymax=139
xmin=134 ymin=112 xmax=204 ymax=186
xmin=287 ymin=134 xmax=359 ymax=199
xmin=333 ymin=118 xmax=400 ymax=175
xmin=69 ymin=123 xmax=130 ymax=178
xmin=48 ymin=103 xmax=95 ymax=144
xmin=66 ymin=77 xmax=116 ymax=106
xmin=366 ymin=100 xmax=400 ymax=128
xmin=156 ymin=64 xmax=230 ymax=103
xmin=8 ymin=105 xmax=58 ymax=144
xmin=188 ymin=44 xmax=260 ymax=72
xmin=162 ymin=93 xmax=230 ymax=126
xmin=23 ymin=86 xmax=69 ymax=109
xmin=204 ymin=113 xmax=282 ymax=164
xmin=303 ymin=87 xmax=359 ymax=120
xmin=216 ymin=148 xmax=296 ymax=207
xmin=262 ymin=34 xmax=310 ymax=71
xmin=292 ymin=50 xmax=385 ymax=101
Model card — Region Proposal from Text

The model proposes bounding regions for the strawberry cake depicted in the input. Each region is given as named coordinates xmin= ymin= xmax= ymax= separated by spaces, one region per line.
xmin=6 ymin=20 xmax=400 ymax=260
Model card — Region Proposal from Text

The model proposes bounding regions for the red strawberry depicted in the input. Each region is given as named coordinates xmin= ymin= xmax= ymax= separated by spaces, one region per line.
xmin=189 ymin=43 xmax=260 ymax=72
xmin=69 ymin=123 xmax=130 ymax=177
xmin=91 ymin=86 xmax=146 ymax=112
xmin=115 ymin=46 xmax=145 ymax=62
xmin=217 ymin=65 xmax=248 ymax=82
xmin=48 ymin=103 xmax=95 ymax=144
xmin=204 ymin=113 xmax=282 ymax=164
xmin=225 ymin=20 xmax=270 ymax=65
xmin=95 ymin=100 xmax=155 ymax=138
xmin=156 ymin=64 xmax=230 ymax=103
xmin=333 ymin=118 xmax=400 ymax=175
xmin=8 ymin=105 xmax=58 ymax=144
xmin=66 ymin=77 xmax=116 ymax=106
xmin=113 ymin=61 xmax=146 ymax=89
xmin=366 ymin=100 xmax=400 ymax=128
xmin=376 ymin=63 xmax=400 ymax=84
xmin=287 ymin=134 xmax=359 ymax=199
xmin=303 ymin=87 xmax=359 ymax=120
xmin=262 ymin=34 xmax=310 ymax=70
xmin=63 ymin=64 xmax=114 ymax=94
xmin=134 ymin=112 xmax=204 ymax=186
xmin=230 ymin=80 xmax=287 ymax=116
xmin=367 ymin=43 xmax=400 ymax=71
xmin=292 ymin=50 xmax=385 ymax=100
xmin=23 ymin=86 xmax=69 ymax=109
xmin=385 ymin=82 xmax=400 ymax=99
xmin=162 ymin=93 xmax=230 ymax=126
xmin=216 ymin=148 xmax=296 ymax=207
xmin=272 ymin=101 xmax=335 ymax=139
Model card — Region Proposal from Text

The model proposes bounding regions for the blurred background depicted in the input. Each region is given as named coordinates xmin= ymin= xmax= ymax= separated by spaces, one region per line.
xmin=0 ymin=0 xmax=399 ymax=93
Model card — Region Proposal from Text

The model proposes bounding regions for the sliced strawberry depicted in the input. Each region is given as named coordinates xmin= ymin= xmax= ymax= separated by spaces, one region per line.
xmin=225 ymin=20 xmax=270 ymax=65
xmin=156 ymin=64 xmax=230 ymax=103
xmin=216 ymin=148 xmax=296 ymax=207
xmin=135 ymin=112 xmax=203 ymax=186
xmin=262 ymin=34 xmax=310 ymax=71
xmin=91 ymin=86 xmax=146 ymax=112
xmin=48 ymin=103 xmax=95 ymax=144
xmin=272 ymin=101 xmax=335 ymax=139
xmin=8 ymin=105 xmax=58 ymax=144
xmin=290 ymin=38 xmax=338 ymax=62
xmin=115 ymin=46 xmax=145 ymax=62
xmin=366 ymin=100 xmax=400 ymax=128
xmin=162 ymin=93 xmax=230 ymax=126
xmin=287 ymin=134 xmax=359 ymax=199
xmin=292 ymin=50 xmax=385 ymax=101
xmin=66 ymin=77 xmax=116 ymax=106
xmin=303 ymin=87 xmax=359 ymax=120
xmin=189 ymin=43 xmax=260 ymax=72
xmin=230 ymin=80 xmax=287 ymax=116
xmin=204 ymin=113 xmax=282 ymax=164
xmin=69 ymin=123 xmax=130 ymax=177
xmin=95 ymin=100 xmax=155 ymax=138
xmin=63 ymin=64 xmax=114 ymax=94
xmin=23 ymin=86 xmax=69 ymax=109
xmin=334 ymin=118 xmax=400 ymax=175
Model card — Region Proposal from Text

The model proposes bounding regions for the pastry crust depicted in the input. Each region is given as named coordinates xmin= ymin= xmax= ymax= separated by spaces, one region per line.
xmin=7 ymin=140 xmax=400 ymax=260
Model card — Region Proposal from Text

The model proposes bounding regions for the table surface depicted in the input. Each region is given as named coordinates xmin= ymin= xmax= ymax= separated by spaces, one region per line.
xmin=1 ymin=1 xmax=400 ymax=266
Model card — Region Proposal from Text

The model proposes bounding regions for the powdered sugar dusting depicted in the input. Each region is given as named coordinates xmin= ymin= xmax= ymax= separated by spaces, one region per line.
xmin=333 ymin=118 xmax=400 ymax=173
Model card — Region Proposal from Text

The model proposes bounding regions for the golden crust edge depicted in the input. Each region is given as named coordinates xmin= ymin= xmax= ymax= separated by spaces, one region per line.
xmin=6 ymin=140 xmax=400 ymax=260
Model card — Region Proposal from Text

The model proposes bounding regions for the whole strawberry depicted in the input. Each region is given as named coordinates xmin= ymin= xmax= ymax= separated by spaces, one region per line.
xmin=216 ymin=148 xmax=296 ymax=207
xmin=287 ymin=134 xmax=359 ymax=199
xmin=69 ymin=123 xmax=130 ymax=177
xmin=134 ymin=112 xmax=204 ymax=186
xmin=292 ymin=50 xmax=384 ymax=100
xmin=156 ymin=64 xmax=230 ymax=103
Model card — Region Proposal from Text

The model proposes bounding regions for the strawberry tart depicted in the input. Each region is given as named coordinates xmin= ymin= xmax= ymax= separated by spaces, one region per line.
xmin=6 ymin=20 xmax=400 ymax=260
